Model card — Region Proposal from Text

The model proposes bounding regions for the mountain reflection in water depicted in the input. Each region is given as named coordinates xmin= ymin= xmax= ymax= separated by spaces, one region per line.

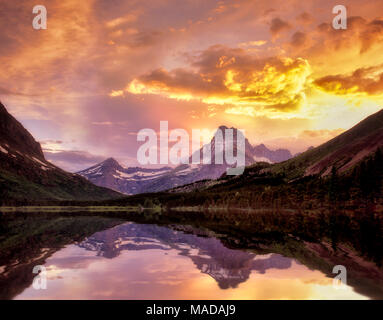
xmin=0 ymin=217 xmax=372 ymax=300
xmin=77 ymin=223 xmax=293 ymax=289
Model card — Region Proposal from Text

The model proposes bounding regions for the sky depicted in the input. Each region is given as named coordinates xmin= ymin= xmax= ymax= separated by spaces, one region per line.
xmin=0 ymin=0 xmax=383 ymax=171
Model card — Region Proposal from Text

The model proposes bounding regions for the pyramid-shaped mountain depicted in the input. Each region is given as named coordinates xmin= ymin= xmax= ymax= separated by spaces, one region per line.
xmin=78 ymin=126 xmax=292 ymax=194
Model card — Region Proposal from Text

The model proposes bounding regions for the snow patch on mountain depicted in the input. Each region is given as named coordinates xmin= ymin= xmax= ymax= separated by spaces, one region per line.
xmin=0 ymin=145 xmax=8 ymax=154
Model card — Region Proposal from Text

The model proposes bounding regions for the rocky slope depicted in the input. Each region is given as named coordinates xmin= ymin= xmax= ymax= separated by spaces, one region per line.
xmin=271 ymin=108 xmax=383 ymax=179
xmin=0 ymin=101 xmax=121 ymax=203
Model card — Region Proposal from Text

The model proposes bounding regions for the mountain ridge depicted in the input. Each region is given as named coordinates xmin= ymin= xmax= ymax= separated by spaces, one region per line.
xmin=270 ymin=108 xmax=383 ymax=179
xmin=78 ymin=127 xmax=293 ymax=194
xmin=0 ymin=101 xmax=122 ymax=203
xmin=150 ymin=108 xmax=383 ymax=194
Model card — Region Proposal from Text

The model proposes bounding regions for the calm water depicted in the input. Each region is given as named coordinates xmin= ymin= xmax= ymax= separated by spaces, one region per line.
xmin=1 ymin=213 xmax=382 ymax=300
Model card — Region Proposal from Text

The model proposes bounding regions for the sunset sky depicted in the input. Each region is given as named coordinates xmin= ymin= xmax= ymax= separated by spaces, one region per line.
xmin=1 ymin=0 xmax=383 ymax=171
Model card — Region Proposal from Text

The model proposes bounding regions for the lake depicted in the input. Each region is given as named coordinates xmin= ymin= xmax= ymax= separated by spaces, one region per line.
xmin=0 ymin=211 xmax=382 ymax=300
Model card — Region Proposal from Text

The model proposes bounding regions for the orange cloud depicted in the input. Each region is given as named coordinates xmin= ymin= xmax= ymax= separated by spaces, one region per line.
xmin=238 ymin=40 xmax=267 ymax=47
xmin=314 ymin=64 xmax=383 ymax=96
xmin=121 ymin=45 xmax=312 ymax=114
xmin=270 ymin=17 xmax=292 ymax=39
xmin=290 ymin=32 xmax=308 ymax=48
xmin=295 ymin=12 xmax=314 ymax=25
xmin=316 ymin=17 xmax=383 ymax=55
xmin=105 ymin=14 xmax=138 ymax=29
xmin=299 ymin=129 xmax=345 ymax=139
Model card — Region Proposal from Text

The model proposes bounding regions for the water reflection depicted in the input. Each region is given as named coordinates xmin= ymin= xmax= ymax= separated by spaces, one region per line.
xmin=77 ymin=223 xmax=293 ymax=289
xmin=4 ymin=221 xmax=368 ymax=299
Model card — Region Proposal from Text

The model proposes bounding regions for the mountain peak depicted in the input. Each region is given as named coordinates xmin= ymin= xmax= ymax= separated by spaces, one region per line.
xmin=102 ymin=157 xmax=119 ymax=165
xmin=216 ymin=125 xmax=244 ymax=133
xmin=99 ymin=157 xmax=123 ymax=170
xmin=217 ymin=125 xmax=230 ymax=131
xmin=213 ymin=125 xmax=247 ymax=140
xmin=253 ymin=143 xmax=292 ymax=163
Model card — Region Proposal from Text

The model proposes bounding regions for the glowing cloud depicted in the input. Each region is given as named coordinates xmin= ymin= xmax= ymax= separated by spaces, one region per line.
xmin=119 ymin=46 xmax=312 ymax=115
xmin=314 ymin=64 xmax=383 ymax=96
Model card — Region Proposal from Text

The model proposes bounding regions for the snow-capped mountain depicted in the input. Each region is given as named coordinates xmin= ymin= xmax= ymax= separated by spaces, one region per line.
xmin=77 ymin=158 xmax=224 ymax=194
xmin=77 ymin=126 xmax=292 ymax=194
xmin=77 ymin=158 xmax=175 ymax=194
